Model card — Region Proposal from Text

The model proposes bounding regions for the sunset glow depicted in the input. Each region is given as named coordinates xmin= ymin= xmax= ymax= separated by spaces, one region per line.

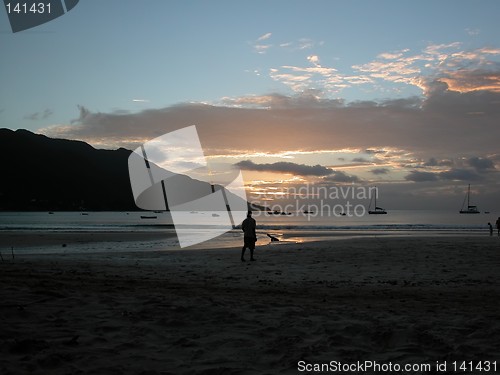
xmin=1 ymin=1 xmax=499 ymax=210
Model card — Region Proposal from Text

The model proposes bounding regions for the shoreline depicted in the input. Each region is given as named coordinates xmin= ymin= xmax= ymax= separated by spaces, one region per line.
xmin=0 ymin=228 xmax=496 ymax=256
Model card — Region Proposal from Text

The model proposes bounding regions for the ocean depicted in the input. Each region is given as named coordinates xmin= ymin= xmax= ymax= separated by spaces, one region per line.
xmin=1 ymin=210 xmax=498 ymax=252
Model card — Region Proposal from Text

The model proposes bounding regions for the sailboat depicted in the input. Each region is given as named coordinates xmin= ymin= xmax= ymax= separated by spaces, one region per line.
xmin=459 ymin=184 xmax=480 ymax=214
xmin=368 ymin=188 xmax=387 ymax=215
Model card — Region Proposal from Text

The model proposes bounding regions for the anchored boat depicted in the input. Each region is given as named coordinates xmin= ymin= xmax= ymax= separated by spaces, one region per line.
xmin=459 ymin=184 xmax=480 ymax=214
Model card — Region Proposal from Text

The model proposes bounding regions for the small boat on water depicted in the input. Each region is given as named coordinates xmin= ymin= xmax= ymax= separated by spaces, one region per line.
xmin=459 ymin=184 xmax=480 ymax=214
xmin=267 ymin=210 xmax=291 ymax=215
xmin=368 ymin=188 xmax=387 ymax=215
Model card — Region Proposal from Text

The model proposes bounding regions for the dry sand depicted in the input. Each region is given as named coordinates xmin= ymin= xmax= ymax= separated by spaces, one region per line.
xmin=1 ymin=234 xmax=499 ymax=374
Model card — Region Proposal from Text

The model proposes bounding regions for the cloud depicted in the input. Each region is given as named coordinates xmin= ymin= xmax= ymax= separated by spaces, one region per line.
xmin=307 ymin=55 xmax=320 ymax=65
xmin=221 ymin=91 xmax=344 ymax=109
xmin=423 ymin=157 xmax=453 ymax=167
xmin=424 ymin=157 xmax=438 ymax=166
xmin=438 ymin=68 xmax=500 ymax=93
xmin=257 ymin=40 xmax=500 ymax=97
xmin=352 ymin=157 xmax=370 ymax=163
xmin=72 ymin=105 xmax=91 ymax=123
xmin=439 ymin=168 xmax=482 ymax=181
xmin=352 ymin=53 xmax=421 ymax=85
xmin=405 ymin=166 xmax=486 ymax=182
xmin=298 ymin=38 xmax=315 ymax=50
xmin=39 ymin=87 xmax=500 ymax=162
xmin=371 ymin=168 xmax=390 ymax=175
xmin=253 ymin=33 xmax=272 ymax=54
xmin=257 ymin=32 xmax=272 ymax=41
xmin=36 ymin=91 xmax=500 ymax=210
xmin=365 ymin=149 xmax=387 ymax=155
xmin=254 ymin=44 xmax=272 ymax=54
xmin=468 ymin=157 xmax=495 ymax=172
xmin=322 ymin=171 xmax=360 ymax=183
xmin=24 ymin=109 xmax=53 ymax=121
xmin=423 ymin=42 xmax=462 ymax=57
xmin=405 ymin=171 xmax=439 ymax=182
xmin=234 ymin=160 xmax=360 ymax=182
xmin=351 ymin=43 xmax=500 ymax=95
xmin=466 ymin=28 xmax=480 ymax=36
xmin=276 ymin=37 xmax=323 ymax=52
xmin=269 ymin=56 xmax=351 ymax=93
xmin=265 ymin=42 xmax=500 ymax=97
xmin=421 ymin=79 xmax=500 ymax=115
xmin=235 ymin=160 xmax=333 ymax=176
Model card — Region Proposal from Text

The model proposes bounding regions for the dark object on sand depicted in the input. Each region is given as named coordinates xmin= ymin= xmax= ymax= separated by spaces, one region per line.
xmin=267 ymin=233 xmax=279 ymax=242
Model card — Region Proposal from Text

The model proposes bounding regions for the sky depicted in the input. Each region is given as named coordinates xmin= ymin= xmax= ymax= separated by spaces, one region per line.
xmin=1 ymin=0 xmax=500 ymax=210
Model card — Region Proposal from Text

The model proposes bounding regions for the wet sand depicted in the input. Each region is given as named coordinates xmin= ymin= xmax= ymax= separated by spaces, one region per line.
xmin=1 ymin=235 xmax=499 ymax=374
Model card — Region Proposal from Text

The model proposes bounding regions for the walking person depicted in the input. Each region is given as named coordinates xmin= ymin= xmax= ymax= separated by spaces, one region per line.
xmin=241 ymin=211 xmax=257 ymax=262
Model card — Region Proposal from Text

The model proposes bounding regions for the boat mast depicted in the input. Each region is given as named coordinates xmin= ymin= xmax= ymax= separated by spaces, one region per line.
xmin=467 ymin=184 xmax=470 ymax=208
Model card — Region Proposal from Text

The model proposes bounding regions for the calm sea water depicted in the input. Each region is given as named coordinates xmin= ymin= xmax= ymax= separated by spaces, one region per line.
xmin=0 ymin=210 xmax=497 ymax=232
xmin=0 ymin=210 xmax=497 ymax=252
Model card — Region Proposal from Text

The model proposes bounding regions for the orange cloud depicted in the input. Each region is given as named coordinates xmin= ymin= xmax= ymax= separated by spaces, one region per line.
xmin=438 ymin=71 xmax=500 ymax=93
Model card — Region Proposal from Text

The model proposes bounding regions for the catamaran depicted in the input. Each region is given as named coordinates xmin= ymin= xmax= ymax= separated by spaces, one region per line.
xmin=368 ymin=188 xmax=387 ymax=215
xmin=459 ymin=184 xmax=480 ymax=214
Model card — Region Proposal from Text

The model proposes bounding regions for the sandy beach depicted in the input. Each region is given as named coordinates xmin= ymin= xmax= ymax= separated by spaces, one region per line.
xmin=1 ymin=234 xmax=499 ymax=374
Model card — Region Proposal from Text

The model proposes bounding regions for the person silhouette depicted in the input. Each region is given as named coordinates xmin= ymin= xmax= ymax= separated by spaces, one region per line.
xmin=496 ymin=217 xmax=500 ymax=236
xmin=488 ymin=222 xmax=493 ymax=236
xmin=241 ymin=211 xmax=256 ymax=262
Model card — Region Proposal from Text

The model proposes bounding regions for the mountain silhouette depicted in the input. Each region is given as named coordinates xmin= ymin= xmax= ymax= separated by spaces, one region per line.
xmin=0 ymin=129 xmax=136 ymax=211
xmin=0 ymin=129 xmax=264 ymax=212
